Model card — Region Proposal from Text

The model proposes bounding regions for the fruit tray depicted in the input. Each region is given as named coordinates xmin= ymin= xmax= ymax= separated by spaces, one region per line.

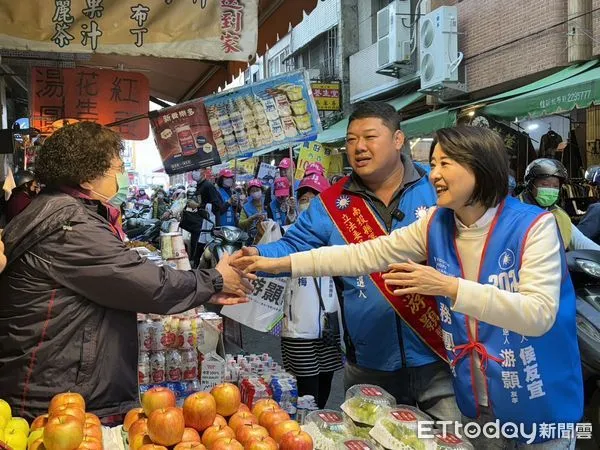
xmin=368 ymin=407 xmax=432 ymax=450
xmin=340 ymin=385 xmax=395 ymax=426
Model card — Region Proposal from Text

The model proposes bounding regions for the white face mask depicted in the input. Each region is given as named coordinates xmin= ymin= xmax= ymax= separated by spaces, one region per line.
xmin=251 ymin=191 xmax=262 ymax=200
xmin=223 ymin=178 xmax=234 ymax=188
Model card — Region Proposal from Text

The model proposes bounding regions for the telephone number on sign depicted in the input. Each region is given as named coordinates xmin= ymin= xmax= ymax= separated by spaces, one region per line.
xmin=539 ymin=90 xmax=592 ymax=108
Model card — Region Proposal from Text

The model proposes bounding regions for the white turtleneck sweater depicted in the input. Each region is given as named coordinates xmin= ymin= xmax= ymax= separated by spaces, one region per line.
xmin=290 ymin=206 xmax=561 ymax=406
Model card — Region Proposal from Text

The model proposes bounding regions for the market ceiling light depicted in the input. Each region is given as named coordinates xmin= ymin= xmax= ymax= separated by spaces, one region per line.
xmin=526 ymin=123 xmax=539 ymax=131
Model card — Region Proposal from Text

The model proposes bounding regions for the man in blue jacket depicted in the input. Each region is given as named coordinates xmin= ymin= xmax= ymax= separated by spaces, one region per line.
xmin=238 ymin=101 xmax=460 ymax=422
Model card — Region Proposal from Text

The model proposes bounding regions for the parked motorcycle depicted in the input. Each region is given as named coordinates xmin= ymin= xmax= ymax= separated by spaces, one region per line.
xmin=197 ymin=209 xmax=248 ymax=352
xmin=567 ymin=249 xmax=600 ymax=445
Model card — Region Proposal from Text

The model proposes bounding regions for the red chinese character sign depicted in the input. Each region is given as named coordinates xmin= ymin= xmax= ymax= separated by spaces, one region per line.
xmin=0 ymin=0 xmax=258 ymax=62
xmin=149 ymin=99 xmax=221 ymax=175
xmin=31 ymin=67 xmax=149 ymax=140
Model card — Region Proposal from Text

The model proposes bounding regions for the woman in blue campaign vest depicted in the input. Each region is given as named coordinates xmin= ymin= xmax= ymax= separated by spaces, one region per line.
xmin=216 ymin=168 xmax=238 ymax=227
xmin=232 ymin=126 xmax=583 ymax=448
xmin=239 ymin=179 xmax=269 ymax=244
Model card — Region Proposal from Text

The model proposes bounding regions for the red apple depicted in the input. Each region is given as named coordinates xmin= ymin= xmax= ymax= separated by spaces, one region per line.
xmin=49 ymin=392 xmax=86 ymax=414
xmin=228 ymin=412 xmax=258 ymax=433
xmin=128 ymin=418 xmax=148 ymax=441
xmin=202 ymin=425 xmax=236 ymax=450
xmin=76 ymin=436 xmax=103 ymax=450
xmin=244 ymin=436 xmax=278 ymax=450
xmin=258 ymin=408 xmax=289 ymax=430
xmin=183 ymin=392 xmax=217 ymax=432
xmin=130 ymin=431 xmax=153 ymax=450
xmin=142 ymin=387 xmax=176 ymax=417
xmin=50 ymin=403 xmax=86 ymax=423
xmin=182 ymin=427 xmax=202 ymax=442
xmin=174 ymin=443 xmax=207 ymax=450
xmin=84 ymin=413 xmax=101 ymax=428
xmin=210 ymin=383 xmax=241 ymax=417
xmin=236 ymin=424 xmax=269 ymax=445
xmin=83 ymin=423 xmax=103 ymax=442
xmin=31 ymin=414 xmax=49 ymax=431
xmin=213 ymin=415 xmax=228 ymax=427
xmin=250 ymin=400 xmax=279 ymax=420
xmin=123 ymin=408 xmax=145 ymax=432
xmin=236 ymin=404 xmax=250 ymax=414
xmin=269 ymin=420 xmax=300 ymax=443
xmin=43 ymin=414 xmax=84 ymax=450
xmin=212 ymin=438 xmax=244 ymax=450
xmin=147 ymin=407 xmax=185 ymax=447
xmin=279 ymin=430 xmax=313 ymax=450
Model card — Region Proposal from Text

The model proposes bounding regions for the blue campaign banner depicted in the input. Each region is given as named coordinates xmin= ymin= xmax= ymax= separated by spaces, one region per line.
xmin=203 ymin=70 xmax=323 ymax=161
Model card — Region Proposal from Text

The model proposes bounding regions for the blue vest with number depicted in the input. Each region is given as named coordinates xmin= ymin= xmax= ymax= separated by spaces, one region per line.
xmin=270 ymin=198 xmax=287 ymax=227
xmin=218 ymin=187 xmax=236 ymax=226
xmin=427 ymin=197 xmax=583 ymax=442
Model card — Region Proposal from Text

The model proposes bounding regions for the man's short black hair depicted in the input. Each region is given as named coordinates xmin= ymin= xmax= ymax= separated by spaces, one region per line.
xmin=348 ymin=101 xmax=401 ymax=133
xmin=431 ymin=126 xmax=509 ymax=208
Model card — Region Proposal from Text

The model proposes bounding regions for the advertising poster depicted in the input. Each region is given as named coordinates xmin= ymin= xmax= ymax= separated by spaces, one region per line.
xmin=256 ymin=162 xmax=278 ymax=187
xmin=149 ymin=99 xmax=221 ymax=175
xmin=294 ymin=141 xmax=331 ymax=180
xmin=203 ymin=70 xmax=322 ymax=161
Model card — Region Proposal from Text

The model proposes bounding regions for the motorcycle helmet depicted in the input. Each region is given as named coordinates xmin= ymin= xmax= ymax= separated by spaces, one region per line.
xmin=13 ymin=170 xmax=36 ymax=189
xmin=585 ymin=165 xmax=600 ymax=186
xmin=524 ymin=158 xmax=568 ymax=185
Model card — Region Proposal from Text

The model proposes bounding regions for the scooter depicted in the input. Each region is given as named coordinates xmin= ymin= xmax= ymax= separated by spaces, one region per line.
xmin=567 ymin=250 xmax=600 ymax=445
xmin=197 ymin=210 xmax=249 ymax=353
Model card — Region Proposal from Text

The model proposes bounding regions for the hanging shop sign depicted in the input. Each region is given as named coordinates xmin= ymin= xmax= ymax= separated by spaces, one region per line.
xmin=204 ymin=70 xmax=322 ymax=161
xmin=0 ymin=0 xmax=258 ymax=61
xmin=149 ymin=98 xmax=221 ymax=175
xmin=311 ymin=81 xmax=341 ymax=111
xmin=31 ymin=67 xmax=149 ymax=140
xmin=294 ymin=141 xmax=331 ymax=180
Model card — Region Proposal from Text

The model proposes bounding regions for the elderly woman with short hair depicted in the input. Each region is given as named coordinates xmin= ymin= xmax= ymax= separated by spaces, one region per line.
xmin=0 ymin=121 xmax=251 ymax=423
xmin=233 ymin=126 xmax=583 ymax=449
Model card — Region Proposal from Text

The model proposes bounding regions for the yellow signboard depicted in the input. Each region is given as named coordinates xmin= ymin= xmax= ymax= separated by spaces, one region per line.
xmin=295 ymin=141 xmax=331 ymax=180
xmin=0 ymin=0 xmax=258 ymax=61
xmin=311 ymin=82 xmax=341 ymax=111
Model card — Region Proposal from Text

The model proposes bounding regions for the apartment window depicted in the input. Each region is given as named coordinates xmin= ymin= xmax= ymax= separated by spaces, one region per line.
xmin=268 ymin=48 xmax=290 ymax=77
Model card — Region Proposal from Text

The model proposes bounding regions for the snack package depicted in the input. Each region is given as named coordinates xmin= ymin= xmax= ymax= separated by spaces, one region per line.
xmin=303 ymin=410 xmax=358 ymax=450
xmin=368 ymin=406 xmax=431 ymax=450
xmin=341 ymin=385 xmax=395 ymax=426
xmin=428 ymin=432 xmax=474 ymax=450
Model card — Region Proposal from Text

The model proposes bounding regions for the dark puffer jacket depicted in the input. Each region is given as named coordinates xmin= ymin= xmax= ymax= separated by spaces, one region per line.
xmin=0 ymin=192 xmax=223 ymax=421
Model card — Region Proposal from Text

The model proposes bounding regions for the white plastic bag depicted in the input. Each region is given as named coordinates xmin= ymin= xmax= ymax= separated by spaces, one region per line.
xmin=220 ymin=218 xmax=287 ymax=332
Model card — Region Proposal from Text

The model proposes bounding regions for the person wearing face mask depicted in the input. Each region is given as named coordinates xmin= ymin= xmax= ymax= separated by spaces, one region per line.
xmin=269 ymin=176 xmax=295 ymax=227
xmin=5 ymin=170 xmax=40 ymax=223
xmin=0 ymin=122 xmax=252 ymax=423
xmin=216 ymin=169 xmax=238 ymax=227
xmin=239 ymin=179 xmax=269 ymax=243
xmin=278 ymin=172 xmax=343 ymax=409
xmin=152 ymin=189 xmax=170 ymax=220
xmin=518 ymin=158 xmax=600 ymax=251
xmin=278 ymin=157 xmax=300 ymax=191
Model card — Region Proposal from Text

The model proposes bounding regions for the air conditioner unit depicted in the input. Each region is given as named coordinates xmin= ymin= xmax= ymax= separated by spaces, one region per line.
xmin=419 ymin=5 xmax=462 ymax=92
xmin=377 ymin=0 xmax=412 ymax=74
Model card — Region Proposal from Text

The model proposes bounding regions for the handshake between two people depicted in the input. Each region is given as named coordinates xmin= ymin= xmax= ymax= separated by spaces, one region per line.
xmin=226 ymin=246 xmax=460 ymax=300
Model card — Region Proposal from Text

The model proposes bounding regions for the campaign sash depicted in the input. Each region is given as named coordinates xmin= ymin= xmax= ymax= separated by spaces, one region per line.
xmin=320 ymin=178 xmax=448 ymax=362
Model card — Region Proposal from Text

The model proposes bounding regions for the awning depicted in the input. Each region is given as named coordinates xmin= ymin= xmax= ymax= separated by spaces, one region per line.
xmin=482 ymin=63 xmax=600 ymax=121
xmin=2 ymin=0 xmax=319 ymax=104
xmin=316 ymin=91 xmax=426 ymax=144
xmin=400 ymin=108 xmax=457 ymax=138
